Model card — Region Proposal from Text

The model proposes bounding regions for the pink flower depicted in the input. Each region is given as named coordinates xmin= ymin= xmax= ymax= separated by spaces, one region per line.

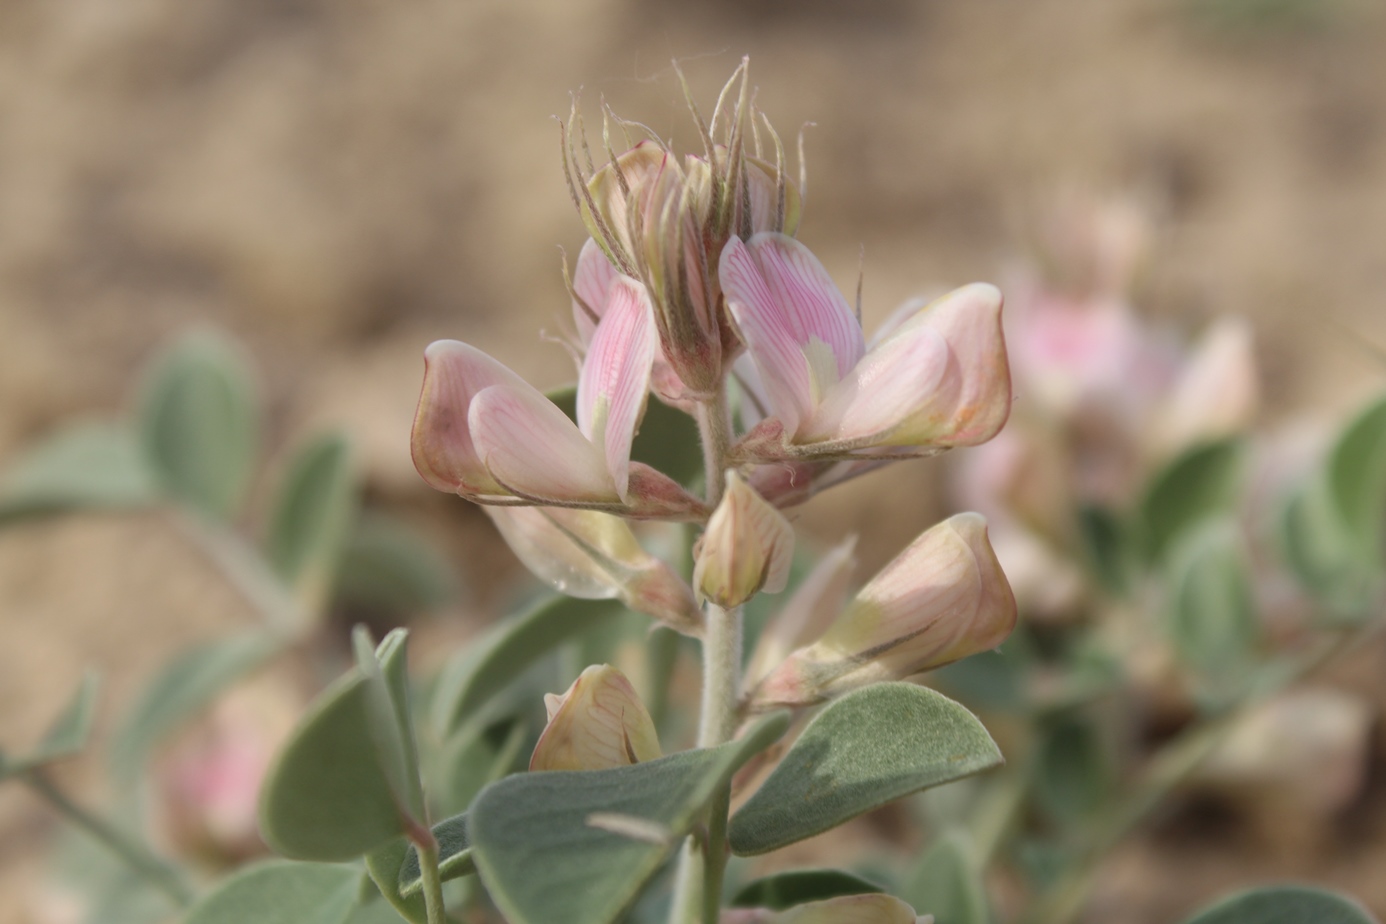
xmin=720 ymin=233 xmax=1012 ymax=463
xmin=411 ymin=281 xmax=704 ymax=519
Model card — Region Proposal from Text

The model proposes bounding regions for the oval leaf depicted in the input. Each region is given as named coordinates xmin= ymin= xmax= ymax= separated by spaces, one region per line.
xmin=730 ymin=683 xmax=1002 ymax=856
xmin=267 ymin=432 xmax=359 ymax=615
xmin=334 ymin=514 xmax=461 ymax=617
xmin=1181 ymin=885 xmax=1379 ymax=924
xmin=1327 ymin=394 xmax=1386 ymax=568
xmin=430 ymin=596 xmax=623 ymax=738
xmin=184 ymin=860 xmax=361 ymax=924
xmin=258 ymin=671 xmax=407 ymax=861
xmin=1279 ymin=479 xmax=1379 ymax=616
xmin=138 ymin=331 xmax=259 ymax=520
xmin=1166 ymin=521 xmax=1258 ymax=683
xmin=1033 ymin=714 xmax=1111 ymax=824
xmin=731 ymin=869 xmax=884 ymax=911
xmin=1140 ymin=439 xmax=1243 ymax=561
xmin=0 ymin=421 xmax=158 ymax=522
xmin=111 ymin=632 xmax=283 ymax=782
xmin=899 ymin=830 xmax=990 ymax=924
xmin=468 ymin=712 xmax=790 ymax=924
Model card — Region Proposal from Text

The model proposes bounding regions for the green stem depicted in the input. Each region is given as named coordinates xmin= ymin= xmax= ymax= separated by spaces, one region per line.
xmin=412 ymin=832 xmax=447 ymax=924
xmin=22 ymin=770 xmax=193 ymax=907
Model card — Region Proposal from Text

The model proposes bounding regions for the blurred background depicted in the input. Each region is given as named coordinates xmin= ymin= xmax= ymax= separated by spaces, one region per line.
xmin=3 ymin=0 xmax=1386 ymax=922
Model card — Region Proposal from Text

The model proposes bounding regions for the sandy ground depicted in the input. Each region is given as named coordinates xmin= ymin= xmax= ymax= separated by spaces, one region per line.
xmin=3 ymin=1 xmax=1386 ymax=921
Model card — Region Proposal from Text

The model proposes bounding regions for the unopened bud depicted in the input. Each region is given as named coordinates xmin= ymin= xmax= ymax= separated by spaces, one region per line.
xmin=750 ymin=513 xmax=1016 ymax=708
xmin=694 ymin=471 xmax=794 ymax=609
xmin=530 ymin=665 xmax=662 ymax=772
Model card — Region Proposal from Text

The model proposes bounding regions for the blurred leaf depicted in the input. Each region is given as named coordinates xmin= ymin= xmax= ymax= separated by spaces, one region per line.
xmin=547 ymin=385 xmax=702 ymax=487
xmin=334 ymin=514 xmax=460 ymax=617
xmin=430 ymin=596 xmax=623 ymax=739
xmin=730 ymin=869 xmax=884 ymax=910
xmin=729 ymin=684 xmax=1002 ymax=856
xmin=353 ymin=628 xmax=426 ymax=827
xmin=138 ymin=331 xmax=259 ymax=521
xmin=1280 ymin=479 xmax=1380 ymax=617
xmin=111 ymin=632 xmax=282 ymax=782
xmin=1181 ymin=885 xmax=1379 ymax=924
xmin=899 ymin=830 xmax=990 ymax=924
xmin=0 ymin=421 xmax=158 ymax=522
xmin=183 ymin=860 xmax=361 ymax=924
xmin=1165 ymin=521 xmax=1258 ymax=684
xmin=1032 ymin=713 xmax=1111 ymax=824
xmin=1 ymin=672 xmax=100 ymax=778
xmin=432 ymin=715 xmax=529 ymax=819
xmin=267 ymin=432 xmax=359 ymax=615
xmin=1139 ymin=439 xmax=1243 ymax=560
xmin=1076 ymin=504 xmax=1132 ymax=595
xmin=934 ymin=645 xmax=1029 ymax=714
xmin=1327 ymin=394 xmax=1386 ymax=568
xmin=47 ymin=822 xmax=180 ymax=924
xmin=258 ymin=669 xmax=408 ymax=861
xmin=469 ymin=711 xmax=790 ymax=924
xmin=398 ymin=812 xmax=474 ymax=897
xmin=363 ymin=839 xmax=428 ymax=924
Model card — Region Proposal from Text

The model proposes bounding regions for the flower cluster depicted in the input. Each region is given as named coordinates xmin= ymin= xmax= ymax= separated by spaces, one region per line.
xmin=411 ymin=60 xmax=1016 ymax=718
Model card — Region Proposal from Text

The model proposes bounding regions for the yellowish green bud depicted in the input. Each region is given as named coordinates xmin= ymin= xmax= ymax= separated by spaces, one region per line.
xmin=529 ymin=665 xmax=662 ymax=772
xmin=694 ymin=471 xmax=794 ymax=609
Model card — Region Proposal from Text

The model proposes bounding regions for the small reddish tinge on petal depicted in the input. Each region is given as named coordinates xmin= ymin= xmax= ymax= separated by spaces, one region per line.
xmin=411 ymin=340 xmax=535 ymax=496
xmin=721 ymin=234 xmax=864 ymax=434
xmin=572 ymin=237 xmax=620 ymax=345
xmin=694 ymin=471 xmax=795 ymax=609
xmin=469 ymin=383 xmax=617 ymax=504
xmin=875 ymin=283 xmax=1012 ymax=449
xmin=576 ymin=276 xmax=657 ymax=501
xmin=530 ymin=664 xmax=662 ymax=772
xmin=750 ymin=513 xmax=1016 ymax=708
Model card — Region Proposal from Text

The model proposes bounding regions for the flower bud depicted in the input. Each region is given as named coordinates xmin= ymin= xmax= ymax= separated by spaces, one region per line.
xmin=486 ymin=506 xmax=703 ymax=636
xmin=530 ymin=665 xmax=662 ymax=772
xmin=750 ymin=513 xmax=1016 ymax=709
xmin=694 ymin=471 xmax=795 ymax=609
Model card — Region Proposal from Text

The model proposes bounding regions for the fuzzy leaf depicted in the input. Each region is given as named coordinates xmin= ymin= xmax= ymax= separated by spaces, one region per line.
xmin=258 ymin=671 xmax=406 ymax=861
xmin=730 ymin=869 xmax=884 ymax=911
xmin=430 ymin=596 xmax=623 ymax=738
xmin=138 ymin=331 xmax=259 ymax=521
xmin=363 ymin=839 xmax=427 ymax=924
xmin=468 ymin=712 xmax=790 ymax=924
xmin=111 ymin=632 xmax=282 ymax=782
xmin=353 ymin=628 xmax=426 ymax=827
xmin=1181 ymin=885 xmax=1379 ymax=924
xmin=730 ymin=684 xmax=1001 ymax=855
xmin=1139 ymin=439 xmax=1243 ymax=560
xmin=267 ymin=432 xmax=359 ymax=614
xmin=397 ymin=812 xmax=474 ymax=897
xmin=183 ymin=860 xmax=362 ymax=924
xmin=0 ymin=421 xmax=158 ymax=522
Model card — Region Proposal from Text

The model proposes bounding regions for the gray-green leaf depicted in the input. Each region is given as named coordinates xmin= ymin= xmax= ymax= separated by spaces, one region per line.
xmin=1181 ymin=885 xmax=1379 ymax=924
xmin=1327 ymin=394 xmax=1386 ymax=568
xmin=899 ymin=830 xmax=990 ymax=924
xmin=730 ymin=869 xmax=884 ymax=911
xmin=0 ymin=421 xmax=158 ymax=522
xmin=1166 ymin=521 xmax=1258 ymax=685
xmin=183 ymin=860 xmax=362 ymax=924
xmin=258 ymin=670 xmax=408 ymax=861
xmin=267 ymin=432 xmax=358 ymax=616
xmin=1139 ymin=439 xmax=1243 ymax=561
xmin=1 ymin=672 xmax=100 ymax=777
xmin=334 ymin=514 xmax=460 ymax=617
xmin=468 ymin=711 xmax=790 ymax=924
xmin=430 ymin=596 xmax=623 ymax=739
xmin=729 ymin=683 xmax=1002 ymax=856
xmin=398 ymin=812 xmax=473 ymax=897
xmin=138 ymin=331 xmax=259 ymax=521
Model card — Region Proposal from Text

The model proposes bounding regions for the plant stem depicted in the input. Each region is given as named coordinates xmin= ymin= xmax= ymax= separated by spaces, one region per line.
xmin=669 ymin=383 xmax=742 ymax=924
xmin=412 ymin=832 xmax=447 ymax=924
xmin=22 ymin=770 xmax=193 ymax=907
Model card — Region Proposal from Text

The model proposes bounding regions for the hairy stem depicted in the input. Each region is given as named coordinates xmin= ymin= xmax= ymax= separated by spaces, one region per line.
xmin=411 ymin=832 xmax=447 ymax=924
xmin=670 ymin=383 xmax=742 ymax=924
xmin=22 ymin=770 xmax=193 ymax=907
